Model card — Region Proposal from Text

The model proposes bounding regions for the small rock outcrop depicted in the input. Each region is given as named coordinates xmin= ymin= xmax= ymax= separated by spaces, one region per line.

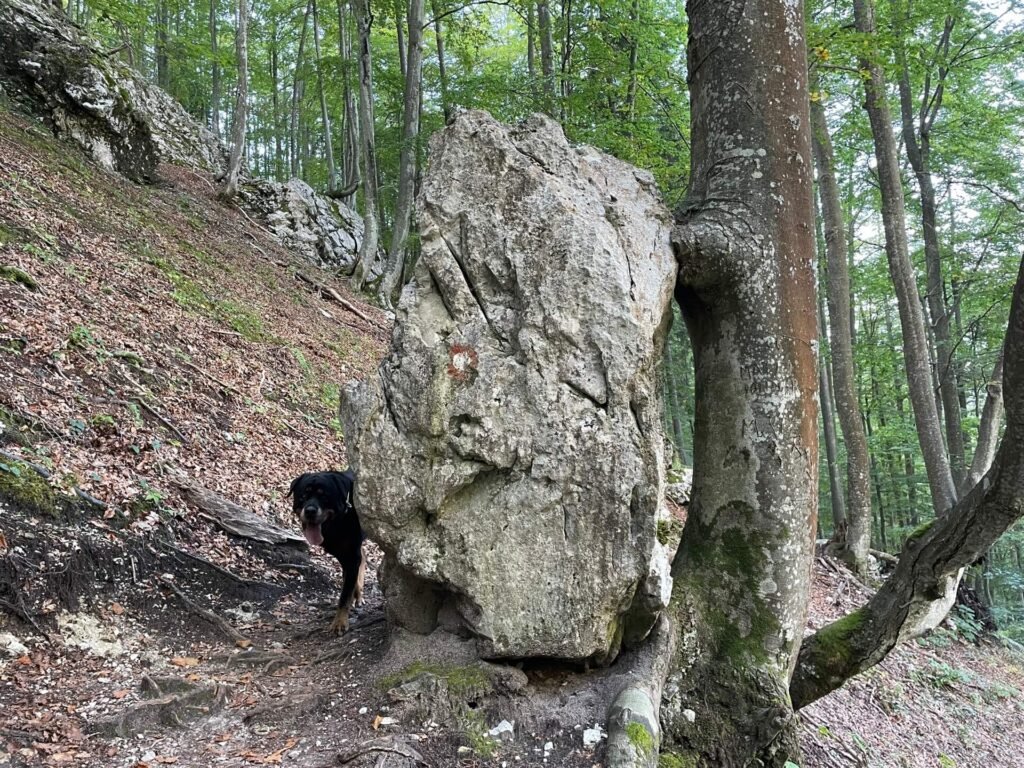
xmin=240 ymin=178 xmax=365 ymax=272
xmin=0 ymin=0 xmax=223 ymax=179
xmin=342 ymin=111 xmax=677 ymax=663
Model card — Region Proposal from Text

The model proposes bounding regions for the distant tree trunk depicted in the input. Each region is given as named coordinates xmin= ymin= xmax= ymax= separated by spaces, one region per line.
xmin=431 ymin=0 xmax=451 ymax=123
xmin=558 ymin=0 xmax=572 ymax=122
xmin=819 ymin=301 xmax=848 ymax=540
xmin=210 ymin=0 xmax=220 ymax=136
xmin=380 ymin=0 xmax=425 ymax=306
xmin=653 ymin=1 xmax=818 ymax=763
xmin=334 ymin=0 xmax=360 ymax=207
xmin=811 ymin=83 xmax=872 ymax=572
xmin=896 ymin=13 xmax=966 ymax=489
xmin=625 ymin=0 xmax=639 ymax=120
xmin=664 ymin=339 xmax=687 ymax=468
xmin=352 ymin=0 xmax=381 ymax=289
xmin=156 ymin=0 xmax=170 ymax=90
xmin=311 ymin=0 xmax=338 ymax=192
xmin=271 ymin=19 xmax=283 ymax=180
xmin=290 ymin=2 xmax=312 ymax=179
xmin=853 ymin=0 xmax=957 ymax=515
xmin=963 ymin=351 xmax=1005 ymax=492
xmin=792 ymin=256 xmax=1024 ymax=710
xmin=395 ymin=0 xmax=407 ymax=81
xmin=219 ymin=0 xmax=248 ymax=200
xmin=526 ymin=1 xmax=536 ymax=78
xmin=537 ymin=1 xmax=554 ymax=114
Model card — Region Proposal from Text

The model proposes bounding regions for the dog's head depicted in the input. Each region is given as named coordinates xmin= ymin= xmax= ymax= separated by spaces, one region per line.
xmin=287 ymin=472 xmax=348 ymax=547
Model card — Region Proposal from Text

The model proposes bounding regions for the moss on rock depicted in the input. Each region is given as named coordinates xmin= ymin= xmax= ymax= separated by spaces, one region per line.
xmin=0 ymin=457 xmax=59 ymax=516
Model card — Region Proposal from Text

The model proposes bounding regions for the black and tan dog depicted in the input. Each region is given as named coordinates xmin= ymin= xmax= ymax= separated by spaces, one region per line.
xmin=287 ymin=470 xmax=366 ymax=633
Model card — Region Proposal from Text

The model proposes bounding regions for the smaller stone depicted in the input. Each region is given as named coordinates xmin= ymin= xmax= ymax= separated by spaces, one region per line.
xmin=543 ymin=741 xmax=553 ymax=758
xmin=683 ymin=708 xmax=696 ymax=723
xmin=0 ymin=633 xmax=28 ymax=657
xmin=141 ymin=751 xmax=156 ymax=762
xmin=582 ymin=724 xmax=605 ymax=747
xmin=457 ymin=746 xmax=472 ymax=756
xmin=488 ymin=720 xmax=515 ymax=742
xmin=358 ymin=707 xmax=368 ymax=715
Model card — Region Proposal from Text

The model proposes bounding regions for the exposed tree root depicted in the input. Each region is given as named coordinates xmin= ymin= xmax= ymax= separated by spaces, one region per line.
xmin=159 ymin=575 xmax=248 ymax=643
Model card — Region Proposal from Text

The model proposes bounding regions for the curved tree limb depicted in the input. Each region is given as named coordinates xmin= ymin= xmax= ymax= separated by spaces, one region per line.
xmin=791 ymin=256 xmax=1024 ymax=710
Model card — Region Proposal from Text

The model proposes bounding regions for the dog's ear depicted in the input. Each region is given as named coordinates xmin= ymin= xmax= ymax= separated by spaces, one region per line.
xmin=287 ymin=474 xmax=308 ymax=498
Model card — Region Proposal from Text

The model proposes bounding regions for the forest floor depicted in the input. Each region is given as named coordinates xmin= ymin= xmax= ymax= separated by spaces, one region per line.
xmin=2 ymin=108 xmax=1024 ymax=768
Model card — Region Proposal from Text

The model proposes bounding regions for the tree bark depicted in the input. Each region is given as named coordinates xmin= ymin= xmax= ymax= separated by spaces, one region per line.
xmin=791 ymin=257 xmax=1024 ymax=709
xmin=654 ymin=1 xmax=818 ymax=763
xmin=664 ymin=338 xmax=687 ymax=468
xmin=219 ymin=0 xmax=248 ymax=200
xmin=810 ymin=83 xmax=872 ymax=572
xmin=379 ymin=0 xmax=424 ymax=306
xmin=271 ymin=18 xmax=283 ymax=181
xmin=352 ymin=0 xmax=381 ymax=289
xmin=852 ymin=0 xmax=957 ymax=515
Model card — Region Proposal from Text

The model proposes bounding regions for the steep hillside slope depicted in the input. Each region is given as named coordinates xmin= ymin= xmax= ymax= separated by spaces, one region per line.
xmin=0 ymin=108 xmax=386 ymax=517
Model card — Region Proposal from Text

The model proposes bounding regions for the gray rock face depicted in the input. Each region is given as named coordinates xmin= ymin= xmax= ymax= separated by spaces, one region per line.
xmin=342 ymin=111 xmax=676 ymax=663
xmin=240 ymin=178 xmax=364 ymax=271
xmin=0 ymin=0 xmax=224 ymax=179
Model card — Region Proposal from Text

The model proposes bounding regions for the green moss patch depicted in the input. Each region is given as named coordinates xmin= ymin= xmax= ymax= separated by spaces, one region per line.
xmin=379 ymin=661 xmax=491 ymax=696
xmin=0 ymin=264 xmax=38 ymax=291
xmin=626 ymin=721 xmax=655 ymax=756
xmin=0 ymin=457 xmax=59 ymax=517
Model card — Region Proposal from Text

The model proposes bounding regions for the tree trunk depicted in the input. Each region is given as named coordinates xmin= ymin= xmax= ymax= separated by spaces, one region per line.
xmin=395 ymin=0 xmax=407 ymax=81
xmin=852 ymin=0 xmax=957 ymax=515
xmin=558 ymin=0 xmax=572 ymax=122
xmin=537 ymin=1 xmax=554 ymax=114
xmin=311 ymin=0 xmax=338 ymax=192
xmin=337 ymin=0 xmax=360 ymax=208
xmin=625 ymin=0 xmax=639 ymax=120
xmin=791 ymin=257 xmax=1024 ymax=710
xmin=526 ymin=1 xmax=535 ymax=78
xmin=379 ymin=0 xmax=424 ymax=306
xmin=156 ymin=0 xmax=170 ymax=90
xmin=810 ymin=83 xmax=872 ymax=572
xmin=664 ymin=338 xmax=687 ymax=468
xmin=431 ymin=0 xmax=451 ymax=123
xmin=651 ymin=2 xmax=818 ymax=763
xmin=210 ymin=0 xmax=220 ymax=136
xmin=963 ymin=351 xmax=1005 ymax=492
xmin=271 ymin=20 xmax=283 ymax=181
xmin=819 ymin=301 xmax=847 ymax=540
xmin=290 ymin=2 xmax=312 ymax=179
xmin=352 ymin=0 xmax=381 ymax=289
xmin=219 ymin=0 xmax=248 ymax=200
xmin=895 ymin=12 xmax=966 ymax=490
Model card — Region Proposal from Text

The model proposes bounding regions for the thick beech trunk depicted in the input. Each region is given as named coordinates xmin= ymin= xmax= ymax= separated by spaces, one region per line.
xmin=810 ymin=87 xmax=871 ymax=572
xmin=290 ymin=3 xmax=311 ymax=179
xmin=337 ymin=0 xmax=360 ymax=208
xmin=791 ymin=258 xmax=1024 ymax=709
xmin=219 ymin=0 xmax=248 ymax=200
xmin=852 ymin=0 xmax=957 ymax=515
xmin=648 ymin=2 xmax=818 ymax=764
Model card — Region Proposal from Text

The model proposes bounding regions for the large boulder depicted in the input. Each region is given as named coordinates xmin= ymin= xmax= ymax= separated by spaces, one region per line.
xmin=239 ymin=178 xmax=365 ymax=272
xmin=0 ymin=0 xmax=224 ymax=178
xmin=342 ymin=111 xmax=677 ymax=663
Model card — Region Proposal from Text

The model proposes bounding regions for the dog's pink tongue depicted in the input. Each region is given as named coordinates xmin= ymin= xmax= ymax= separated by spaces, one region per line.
xmin=303 ymin=523 xmax=323 ymax=547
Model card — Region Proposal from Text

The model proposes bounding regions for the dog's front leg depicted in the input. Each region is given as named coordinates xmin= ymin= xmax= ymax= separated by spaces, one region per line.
xmin=330 ymin=551 xmax=362 ymax=634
